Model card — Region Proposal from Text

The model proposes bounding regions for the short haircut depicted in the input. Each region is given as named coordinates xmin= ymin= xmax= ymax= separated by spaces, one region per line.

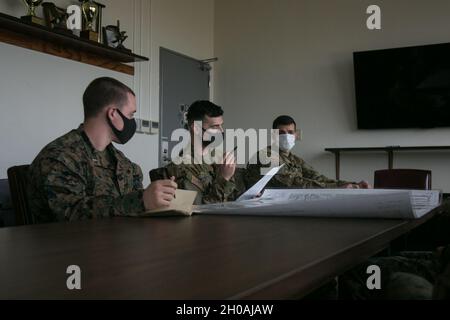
xmin=273 ymin=115 xmax=297 ymax=129
xmin=186 ymin=100 xmax=224 ymax=127
xmin=83 ymin=77 xmax=135 ymax=119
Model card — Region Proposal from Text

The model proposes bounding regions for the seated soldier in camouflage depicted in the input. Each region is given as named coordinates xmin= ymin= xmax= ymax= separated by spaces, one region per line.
xmin=246 ymin=115 xmax=370 ymax=189
xmin=165 ymin=100 xmax=246 ymax=204
xmin=339 ymin=199 xmax=450 ymax=300
xmin=28 ymin=77 xmax=177 ymax=223
xmin=339 ymin=244 xmax=450 ymax=300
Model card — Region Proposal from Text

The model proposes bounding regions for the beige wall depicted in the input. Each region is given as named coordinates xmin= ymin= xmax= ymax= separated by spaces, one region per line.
xmin=3 ymin=0 xmax=450 ymax=191
xmin=214 ymin=0 xmax=450 ymax=191
xmin=150 ymin=0 xmax=215 ymax=116
xmin=0 ymin=0 xmax=215 ymax=185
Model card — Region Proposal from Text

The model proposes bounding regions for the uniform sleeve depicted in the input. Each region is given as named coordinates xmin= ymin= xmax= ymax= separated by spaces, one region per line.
xmin=167 ymin=164 xmax=236 ymax=204
xmin=233 ymin=167 xmax=250 ymax=198
xmin=201 ymin=175 xmax=236 ymax=204
xmin=247 ymin=154 xmax=353 ymax=189
xmin=43 ymin=158 xmax=145 ymax=221
xmin=246 ymin=157 xmax=296 ymax=188
xmin=247 ymin=156 xmax=300 ymax=188
xmin=246 ymin=163 xmax=264 ymax=188
xmin=166 ymin=165 xmax=201 ymax=204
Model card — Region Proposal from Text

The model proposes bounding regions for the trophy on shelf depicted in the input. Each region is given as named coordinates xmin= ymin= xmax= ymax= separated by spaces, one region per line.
xmin=103 ymin=20 xmax=131 ymax=52
xmin=20 ymin=0 xmax=46 ymax=26
xmin=42 ymin=2 xmax=70 ymax=33
xmin=79 ymin=0 xmax=105 ymax=42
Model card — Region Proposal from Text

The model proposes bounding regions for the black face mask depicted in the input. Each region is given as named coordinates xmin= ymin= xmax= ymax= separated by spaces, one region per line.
xmin=107 ymin=108 xmax=136 ymax=144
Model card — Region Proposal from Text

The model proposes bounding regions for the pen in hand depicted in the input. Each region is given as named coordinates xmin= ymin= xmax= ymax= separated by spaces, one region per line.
xmin=170 ymin=176 xmax=176 ymax=199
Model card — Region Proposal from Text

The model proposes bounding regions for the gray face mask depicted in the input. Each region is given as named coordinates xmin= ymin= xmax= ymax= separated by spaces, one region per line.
xmin=107 ymin=109 xmax=137 ymax=144
xmin=278 ymin=134 xmax=296 ymax=151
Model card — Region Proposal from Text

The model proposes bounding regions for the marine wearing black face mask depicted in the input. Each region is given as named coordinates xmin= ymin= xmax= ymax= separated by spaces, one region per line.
xmin=202 ymin=127 xmax=225 ymax=148
xmin=164 ymin=100 xmax=246 ymax=205
xmin=107 ymin=108 xmax=137 ymax=144
xmin=28 ymin=77 xmax=178 ymax=223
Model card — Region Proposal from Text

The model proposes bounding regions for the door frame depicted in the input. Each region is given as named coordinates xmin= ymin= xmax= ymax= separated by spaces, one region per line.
xmin=158 ymin=47 xmax=211 ymax=167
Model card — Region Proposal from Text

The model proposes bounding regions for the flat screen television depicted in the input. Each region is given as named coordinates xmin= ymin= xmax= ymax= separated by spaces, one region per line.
xmin=353 ymin=42 xmax=450 ymax=129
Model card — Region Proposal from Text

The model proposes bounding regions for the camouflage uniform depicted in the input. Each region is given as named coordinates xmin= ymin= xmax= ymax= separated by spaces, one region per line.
xmin=164 ymin=153 xmax=247 ymax=205
xmin=434 ymin=244 xmax=450 ymax=299
xmin=28 ymin=125 xmax=145 ymax=223
xmin=339 ymin=251 xmax=442 ymax=300
xmin=339 ymin=201 xmax=450 ymax=300
xmin=246 ymin=146 xmax=352 ymax=189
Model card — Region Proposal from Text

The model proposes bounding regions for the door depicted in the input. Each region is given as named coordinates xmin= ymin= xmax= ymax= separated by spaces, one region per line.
xmin=159 ymin=48 xmax=210 ymax=166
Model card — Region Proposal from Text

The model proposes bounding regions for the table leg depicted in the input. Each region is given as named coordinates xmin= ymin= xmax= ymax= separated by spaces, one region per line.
xmin=388 ymin=150 xmax=394 ymax=169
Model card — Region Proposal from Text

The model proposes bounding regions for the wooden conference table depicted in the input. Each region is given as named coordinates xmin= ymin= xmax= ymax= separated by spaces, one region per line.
xmin=0 ymin=212 xmax=436 ymax=299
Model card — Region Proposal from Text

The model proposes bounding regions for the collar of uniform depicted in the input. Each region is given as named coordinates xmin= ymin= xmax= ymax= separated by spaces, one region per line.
xmin=77 ymin=125 xmax=128 ymax=194
xmin=279 ymin=149 xmax=291 ymax=157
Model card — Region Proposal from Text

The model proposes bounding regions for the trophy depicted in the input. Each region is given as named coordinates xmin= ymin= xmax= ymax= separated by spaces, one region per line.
xmin=20 ymin=0 xmax=45 ymax=26
xmin=42 ymin=2 xmax=70 ymax=33
xmin=79 ymin=0 xmax=105 ymax=42
xmin=103 ymin=20 xmax=131 ymax=52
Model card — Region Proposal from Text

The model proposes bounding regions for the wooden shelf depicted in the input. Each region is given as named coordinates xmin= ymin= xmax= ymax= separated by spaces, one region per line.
xmin=0 ymin=12 xmax=148 ymax=75
xmin=324 ymin=146 xmax=450 ymax=180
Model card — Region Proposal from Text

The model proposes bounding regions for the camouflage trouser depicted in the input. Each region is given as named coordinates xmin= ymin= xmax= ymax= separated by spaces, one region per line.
xmin=339 ymin=208 xmax=450 ymax=300
xmin=339 ymin=251 xmax=441 ymax=300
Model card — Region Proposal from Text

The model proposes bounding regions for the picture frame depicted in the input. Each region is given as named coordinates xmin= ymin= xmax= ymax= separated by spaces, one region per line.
xmin=42 ymin=2 xmax=70 ymax=33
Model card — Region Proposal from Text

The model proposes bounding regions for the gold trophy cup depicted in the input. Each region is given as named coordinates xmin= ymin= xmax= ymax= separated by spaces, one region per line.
xmin=21 ymin=0 xmax=45 ymax=26
xmin=80 ymin=0 xmax=100 ymax=41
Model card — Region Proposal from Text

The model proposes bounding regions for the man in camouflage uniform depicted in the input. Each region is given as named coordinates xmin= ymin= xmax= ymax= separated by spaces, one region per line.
xmin=246 ymin=115 xmax=370 ymax=189
xmin=28 ymin=77 xmax=177 ymax=223
xmin=164 ymin=101 xmax=246 ymax=204
xmin=339 ymin=245 xmax=450 ymax=300
xmin=434 ymin=244 xmax=450 ymax=299
xmin=340 ymin=200 xmax=450 ymax=300
xmin=339 ymin=251 xmax=439 ymax=299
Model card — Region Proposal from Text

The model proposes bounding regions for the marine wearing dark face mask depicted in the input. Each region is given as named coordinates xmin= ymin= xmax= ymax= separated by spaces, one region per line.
xmin=28 ymin=77 xmax=177 ymax=223
xmin=107 ymin=108 xmax=137 ymax=144
xmin=164 ymin=100 xmax=247 ymax=204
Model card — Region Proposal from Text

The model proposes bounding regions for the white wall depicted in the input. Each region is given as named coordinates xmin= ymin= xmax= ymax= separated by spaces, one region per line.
xmin=214 ymin=0 xmax=450 ymax=192
xmin=0 ymin=0 xmax=215 ymax=185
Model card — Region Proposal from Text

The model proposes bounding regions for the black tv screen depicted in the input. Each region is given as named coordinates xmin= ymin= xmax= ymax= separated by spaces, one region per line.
xmin=354 ymin=42 xmax=450 ymax=129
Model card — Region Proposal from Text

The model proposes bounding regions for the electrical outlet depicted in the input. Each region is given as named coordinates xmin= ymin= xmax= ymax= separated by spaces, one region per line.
xmin=135 ymin=118 xmax=152 ymax=134
xmin=141 ymin=119 xmax=151 ymax=134
xmin=150 ymin=121 xmax=159 ymax=135
xmin=135 ymin=118 xmax=144 ymax=134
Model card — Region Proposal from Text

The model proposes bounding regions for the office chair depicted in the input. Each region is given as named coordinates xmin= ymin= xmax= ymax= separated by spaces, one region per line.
xmin=374 ymin=169 xmax=432 ymax=190
xmin=7 ymin=165 xmax=34 ymax=225
xmin=374 ymin=169 xmax=433 ymax=252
